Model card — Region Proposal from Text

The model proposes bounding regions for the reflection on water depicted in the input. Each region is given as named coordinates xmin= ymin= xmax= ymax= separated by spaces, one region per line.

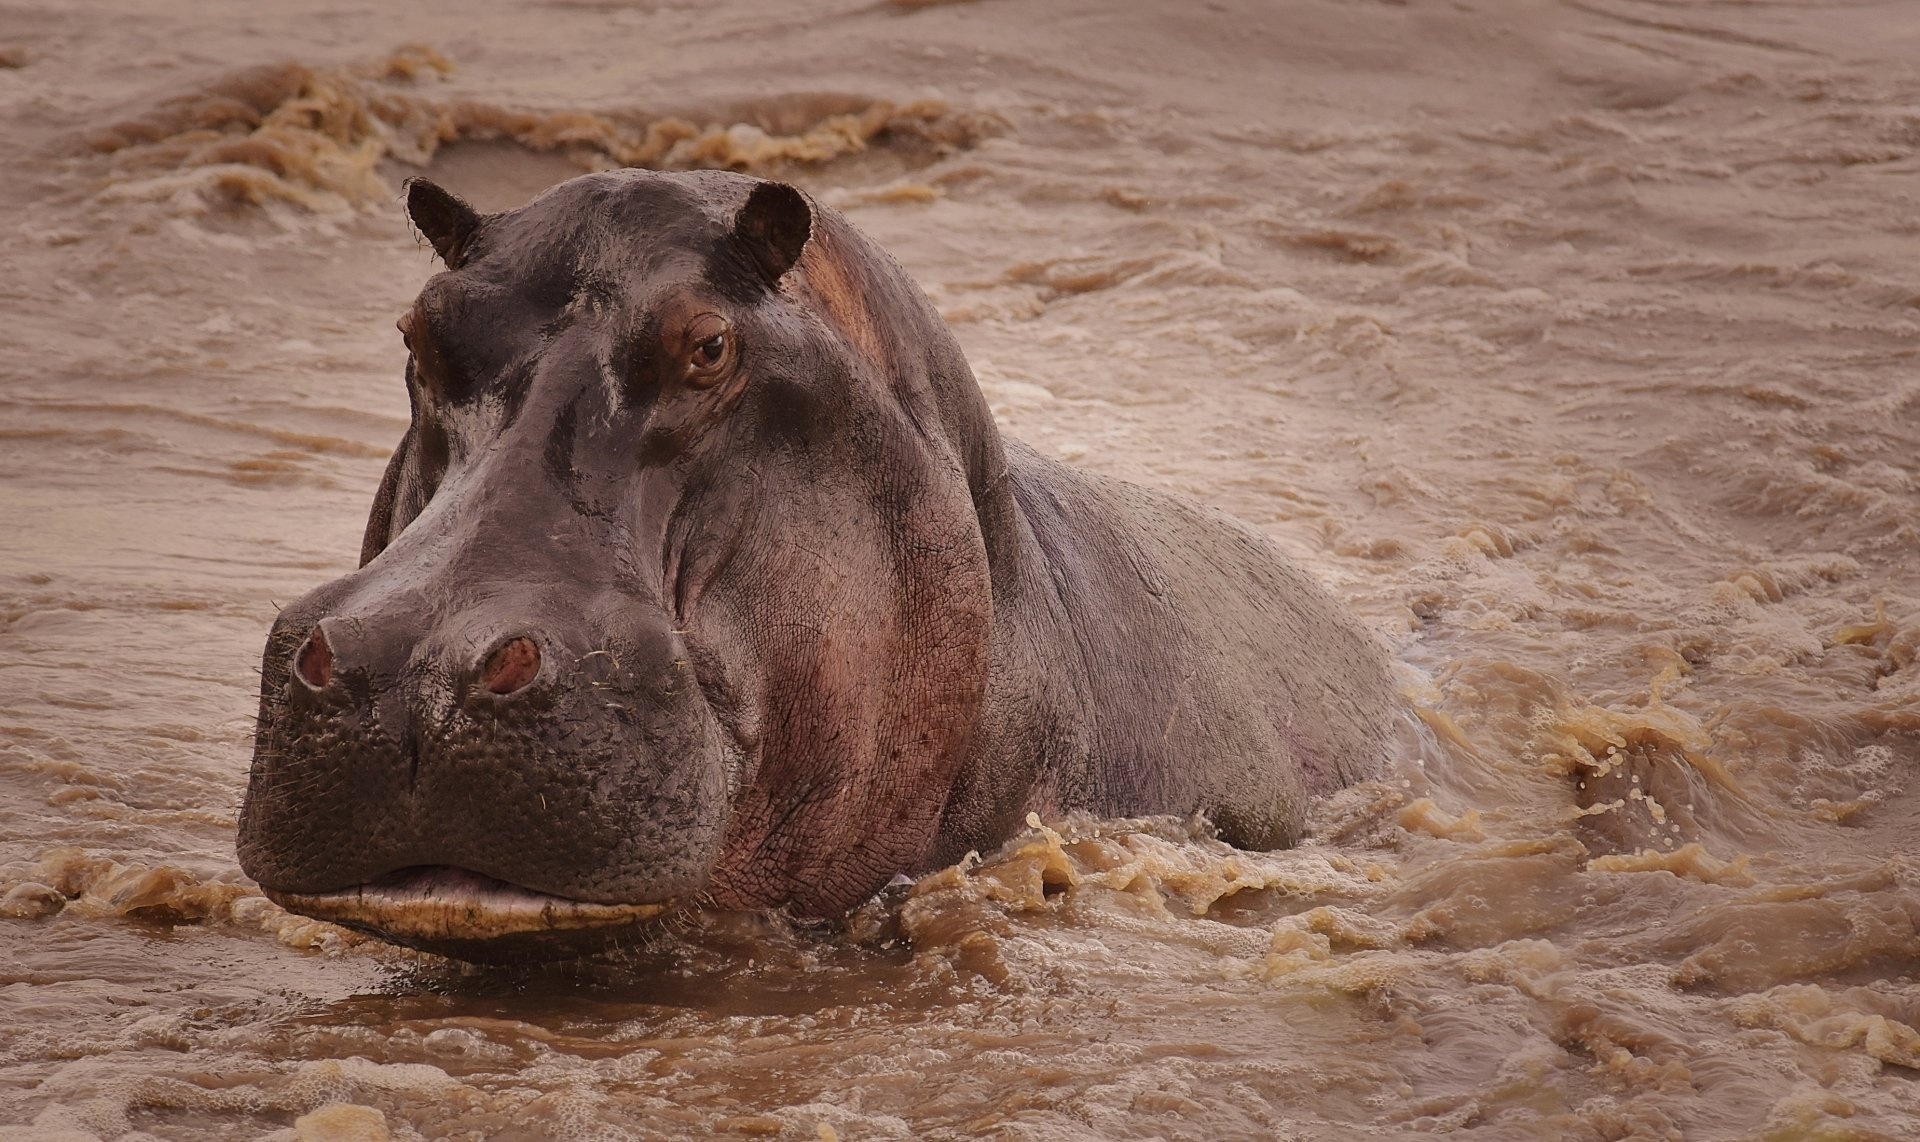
xmin=5 ymin=0 xmax=1920 ymax=1137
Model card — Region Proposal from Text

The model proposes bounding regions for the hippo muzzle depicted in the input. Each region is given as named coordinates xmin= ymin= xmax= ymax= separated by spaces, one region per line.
xmin=239 ymin=435 xmax=735 ymax=958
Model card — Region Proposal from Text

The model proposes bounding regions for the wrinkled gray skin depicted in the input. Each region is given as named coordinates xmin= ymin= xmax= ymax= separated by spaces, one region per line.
xmin=237 ymin=169 xmax=1399 ymax=960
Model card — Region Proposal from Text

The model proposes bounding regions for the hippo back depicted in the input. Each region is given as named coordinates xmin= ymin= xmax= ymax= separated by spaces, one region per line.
xmin=956 ymin=439 xmax=1396 ymax=855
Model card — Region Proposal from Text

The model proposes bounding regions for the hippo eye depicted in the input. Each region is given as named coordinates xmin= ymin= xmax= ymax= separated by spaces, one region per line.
xmin=683 ymin=316 xmax=731 ymax=386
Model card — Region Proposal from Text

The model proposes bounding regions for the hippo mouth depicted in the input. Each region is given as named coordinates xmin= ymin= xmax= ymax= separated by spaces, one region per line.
xmin=262 ymin=866 xmax=673 ymax=953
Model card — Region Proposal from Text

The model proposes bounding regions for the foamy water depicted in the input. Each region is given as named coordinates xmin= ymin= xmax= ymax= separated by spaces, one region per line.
xmin=4 ymin=1 xmax=1920 ymax=1137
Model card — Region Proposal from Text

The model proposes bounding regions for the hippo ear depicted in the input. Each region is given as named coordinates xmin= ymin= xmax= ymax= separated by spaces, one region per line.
xmin=404 ymin=178 xmax=481 ymax=268
xmin=732 ymin=181 xmax=812 ymax=286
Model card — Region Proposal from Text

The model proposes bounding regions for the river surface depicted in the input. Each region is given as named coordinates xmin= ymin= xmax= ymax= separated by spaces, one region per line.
xmin=5 ymin=1 xmax=1920 ymax=1138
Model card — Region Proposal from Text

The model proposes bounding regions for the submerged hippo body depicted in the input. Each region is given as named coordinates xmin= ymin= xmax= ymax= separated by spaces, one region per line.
xmin=237 ymin=169 xmax=1398 ymax=959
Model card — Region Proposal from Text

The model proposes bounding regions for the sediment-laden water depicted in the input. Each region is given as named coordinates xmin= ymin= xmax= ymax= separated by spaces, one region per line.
xmin=4 ymin=1 xmax=1920 ymax=1137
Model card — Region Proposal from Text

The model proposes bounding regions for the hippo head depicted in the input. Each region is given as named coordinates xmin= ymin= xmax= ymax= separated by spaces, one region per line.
xmin=237 ymin=170 xmax=1006 ymax=959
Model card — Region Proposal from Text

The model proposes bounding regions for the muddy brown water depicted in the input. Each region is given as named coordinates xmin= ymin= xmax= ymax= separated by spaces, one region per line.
xmin=5 ymin=1 xmax=1920 ymax=1138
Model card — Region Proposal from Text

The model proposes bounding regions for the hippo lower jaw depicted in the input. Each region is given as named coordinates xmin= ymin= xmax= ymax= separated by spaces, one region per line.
xmin=261 ymin=866 xmax=674 ymax=959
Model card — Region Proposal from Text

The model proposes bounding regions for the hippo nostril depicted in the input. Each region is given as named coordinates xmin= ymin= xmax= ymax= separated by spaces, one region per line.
xmin=293 ymin=626 xmax=333 ymax=690
xmin=481 ymin=637 xmax=542 ymax=696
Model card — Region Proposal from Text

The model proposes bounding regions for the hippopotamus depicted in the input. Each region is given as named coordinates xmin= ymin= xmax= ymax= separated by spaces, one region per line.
xmin=236 ymin=169 xmax=1399 ymax=960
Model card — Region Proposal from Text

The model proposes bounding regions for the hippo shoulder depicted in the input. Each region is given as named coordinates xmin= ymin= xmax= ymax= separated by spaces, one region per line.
xmin=996 ymin=439 xmax=1397 ymax=848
